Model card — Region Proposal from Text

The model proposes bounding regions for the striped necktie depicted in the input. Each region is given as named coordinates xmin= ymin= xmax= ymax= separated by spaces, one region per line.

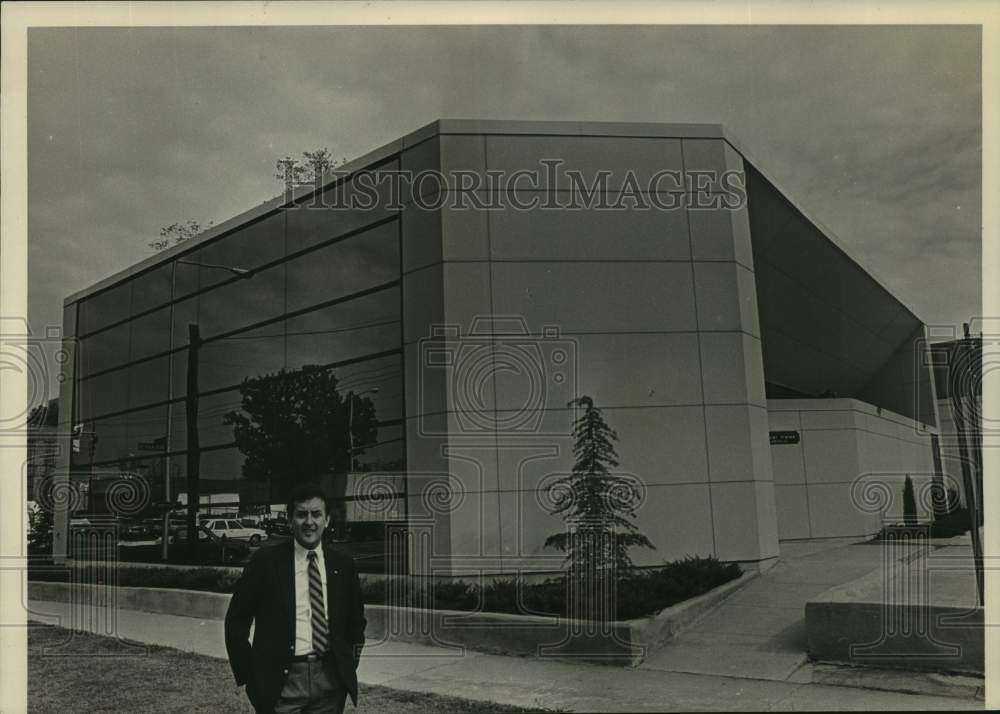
xmin=307 ymin=550 xmax=329 ymax=654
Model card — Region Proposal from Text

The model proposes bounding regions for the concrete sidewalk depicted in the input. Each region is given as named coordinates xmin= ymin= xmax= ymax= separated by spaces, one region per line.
xmin=28 ymin=595 xmax=982 ymax=712
xmin=637 ymin=538 xmax=892 ymax=682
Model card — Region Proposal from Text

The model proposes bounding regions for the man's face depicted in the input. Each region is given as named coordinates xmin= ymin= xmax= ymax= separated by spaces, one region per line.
xmin=290 ymin=496 xmax=330 ymax=549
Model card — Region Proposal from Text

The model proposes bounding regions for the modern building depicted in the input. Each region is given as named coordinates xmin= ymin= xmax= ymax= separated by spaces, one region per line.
xmin=53 ymin=119 xmax=942 ymax=574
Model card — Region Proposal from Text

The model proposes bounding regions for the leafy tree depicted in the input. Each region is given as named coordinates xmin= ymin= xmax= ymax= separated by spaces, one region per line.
xmin=544 ymin=396 xmax=654 ymax=577
xmin=903 ymin=475 xmax=917 ymax=527
xmin=275 ymin=148 xmax=347 ymax=191
xmin=149 ymin=219 xmax=213 ymax=252
xmin=223 ymin=365 xmax=378 ymax=503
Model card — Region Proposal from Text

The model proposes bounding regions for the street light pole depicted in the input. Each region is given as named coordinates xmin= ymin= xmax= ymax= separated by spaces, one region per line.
xmin=177 ymin=258 xmax=252 ymax=278
xmin=185 ymin=323 xmax=201 ymax=561
xmin=162 ymin=260 xmax=177 ymax=561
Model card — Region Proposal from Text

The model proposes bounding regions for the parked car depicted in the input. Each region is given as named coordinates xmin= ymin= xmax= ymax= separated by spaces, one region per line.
xmin=159 ymin=524 xmax=250 ymax=565
xmin=202 ymin=518 xmax=268 ymax=546
xmin=120 ymin=520 xmax=159 ymax=541
xmin=262 ymin=518 xmax=292 ymax=538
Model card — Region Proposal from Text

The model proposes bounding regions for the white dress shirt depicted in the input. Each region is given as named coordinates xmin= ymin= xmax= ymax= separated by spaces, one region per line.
xmin=293 ymin=539 xmax=329 ymax=655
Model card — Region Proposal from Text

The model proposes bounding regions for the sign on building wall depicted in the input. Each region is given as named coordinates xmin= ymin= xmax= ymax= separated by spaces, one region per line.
xmin=769 ymin=430 xmax=801 ymax=445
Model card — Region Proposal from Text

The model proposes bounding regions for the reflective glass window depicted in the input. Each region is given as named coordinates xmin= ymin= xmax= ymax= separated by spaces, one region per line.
xmin=197 ymin=324 xmax=285 ymax=393
xmin=196 ymin=261 xmax=285 ymax=339
xmin=70 ymin=446 xmax=92 ymax=471
xmin=286 ymin=221 xmax=399 ymax=313
xmin=82 ymin=368 xmax=130 ymax=419
xmin=285 ymin=287 xmax=400 ymax=371
xmin=286 ymin=161 xmax=400 ymax=255
xmin=130 ymin=305 xmax=172 ymax=361
xmin=130 ymin=263 xmax=174 ymax=315
xmin=172 ymin=259 xmax=201 ymax=300
xmin=75 ymin=376 xmax=95 ymax=424
xmin=199 ymin=447 xmax=247 ymax=486
xmin=128 ymin=356 xmax=170 ymax=410
xmin=162 ymin=454 xmax=186 ymax=500
xmin=63 ymin=303 xmax=78 ymax=338
xmin=166 ymin=400 xmax=186 ymax=453
xmin=167 ymin=391 xmax=253 ymax=454
xmin=89 ymin=415 xmax=130 ymax=465
xmin=79 ymin=321 xmax=131 ymax=377
xmin=125 ymin=405 xmax=169 ymax=457
xmin=169 ymin=351 xmax=189 ymax=401
xmin=70 ymin=422 xmax=98 ymax=470
xmin=327 ymin=354 xmax=404 ymax=423
xmin=170 ymin=297 xmax=199 ymax=350
xmin=79 ymin=281 xmax=132 ymax=336
xmin=353 ymin=424 xmax=404 ymax=472
xmin=113 ymin=454 xmax=171 ymax=504
xmin=189 ymin=212 xmax=285 ymax=292
xmin=197 ymin=389 xmax=243 ymax=448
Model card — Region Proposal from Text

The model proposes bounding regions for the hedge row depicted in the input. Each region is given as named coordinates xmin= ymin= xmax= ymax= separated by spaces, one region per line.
xmin=28 ymin=555 xmax=740 ymax=621
xmin=360 ymin=556 xmax=741 ymax=621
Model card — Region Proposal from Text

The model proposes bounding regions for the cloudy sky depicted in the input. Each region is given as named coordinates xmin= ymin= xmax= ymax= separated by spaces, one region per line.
xmin=26 ymin=24 xmax=981 ymax=400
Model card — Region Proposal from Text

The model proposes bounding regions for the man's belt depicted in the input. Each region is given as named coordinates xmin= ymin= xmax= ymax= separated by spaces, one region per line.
xmin=289 ymin=652 xmax=326 ymax=663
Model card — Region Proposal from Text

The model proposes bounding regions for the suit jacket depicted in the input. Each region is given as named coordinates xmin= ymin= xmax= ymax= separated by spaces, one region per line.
xmin=225 ymin=541 xmax=366 ymax=712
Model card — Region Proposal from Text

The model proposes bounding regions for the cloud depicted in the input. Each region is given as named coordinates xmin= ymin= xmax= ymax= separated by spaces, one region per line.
xmin=26 ymin=25 xmax=980 ymax=396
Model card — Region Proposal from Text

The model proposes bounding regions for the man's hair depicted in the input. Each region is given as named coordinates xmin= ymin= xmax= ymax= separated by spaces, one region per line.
xmin=286 ymin=482 xmax=329 ymax=518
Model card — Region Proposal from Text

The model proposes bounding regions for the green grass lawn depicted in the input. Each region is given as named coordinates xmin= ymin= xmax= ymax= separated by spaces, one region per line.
xmin=28 ymin=624 xmax=549 ymax=713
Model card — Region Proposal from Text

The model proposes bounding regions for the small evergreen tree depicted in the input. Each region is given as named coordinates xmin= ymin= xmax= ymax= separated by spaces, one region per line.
xmin=544 ymin=396 xmax=654 ymax=577
xmin=903 ymin=475 xmax=917 ymax=527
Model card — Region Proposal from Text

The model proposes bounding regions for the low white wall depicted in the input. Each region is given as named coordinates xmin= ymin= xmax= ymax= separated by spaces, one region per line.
xmin=768 ymin=398 xmax=938 ymax=540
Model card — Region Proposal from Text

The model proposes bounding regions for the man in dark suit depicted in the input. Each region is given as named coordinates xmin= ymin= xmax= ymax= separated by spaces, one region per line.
xmin=225 ymin=482 xmax=366 ymax=713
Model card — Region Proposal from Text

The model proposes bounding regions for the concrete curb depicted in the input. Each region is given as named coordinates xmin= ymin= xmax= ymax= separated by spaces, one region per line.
xmin=805 ymin=663 xmax=985 ymax=700
xmin=28 ymin=572 xmax=753 ymax=667
xmin=624 ymin=571 xmax=758 ymax=660
xmin=804 ymin=558 xmax=984 ymax=675
xmin=28 ymin=581 xmax=232 ymax=621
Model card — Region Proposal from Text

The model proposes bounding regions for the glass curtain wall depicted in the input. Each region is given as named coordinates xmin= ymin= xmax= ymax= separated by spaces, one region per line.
xmin=69 ymin=165 xmax=405 ymax=570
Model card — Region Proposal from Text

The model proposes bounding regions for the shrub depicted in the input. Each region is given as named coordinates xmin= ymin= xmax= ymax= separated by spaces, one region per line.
xmin=29 ymin=556 xmax=742 ymax=622
xmin=355 ymin=555 xmax=740 ymax=621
